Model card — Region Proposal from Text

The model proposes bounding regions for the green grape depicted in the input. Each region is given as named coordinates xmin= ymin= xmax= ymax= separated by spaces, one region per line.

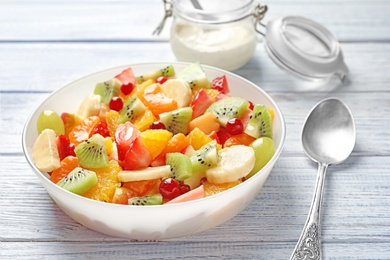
xmin=37 ymin=110 xmax=65 ymax=135
xmin=247 ymin=137 xmax=276 ymax=178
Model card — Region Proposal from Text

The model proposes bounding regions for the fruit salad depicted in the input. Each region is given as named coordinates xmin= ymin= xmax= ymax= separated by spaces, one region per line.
xmin=32 ymin=62 xmax=276 ymax=205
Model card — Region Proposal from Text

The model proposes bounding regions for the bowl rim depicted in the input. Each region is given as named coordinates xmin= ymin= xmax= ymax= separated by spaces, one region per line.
xmin=22 ymin=61 xmax=286 ymax=209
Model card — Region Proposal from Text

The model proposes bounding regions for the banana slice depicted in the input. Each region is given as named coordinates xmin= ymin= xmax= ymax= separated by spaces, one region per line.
xmin=118 ymin=165 xmax=172 ymax=182
xmin=77 ymin=93 xmax=101 ymax=119
xmin=161 ymin=78 xmax=192 ymax=108
xmin=205 ymin=145 xmax=255 ymax=184
xmin=32 ymin=129 xmax=61 ymax=172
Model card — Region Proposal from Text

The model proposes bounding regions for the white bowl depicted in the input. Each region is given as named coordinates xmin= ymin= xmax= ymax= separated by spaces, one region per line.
xmin=22 ymin=62 xmax=286 ymax=240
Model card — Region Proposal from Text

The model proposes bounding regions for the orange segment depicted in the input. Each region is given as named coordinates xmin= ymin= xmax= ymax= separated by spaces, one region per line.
xmin=140 ymin=129 xmax=173 ymax=159
xmin=68 ymin=116 xmax=100 ymax=146
xmin=187 ymin=127 xmax=214 ymax=150
xmin=152 ymin=133 xmax=190 ymax=165
xmin=105 ymin=110 xmax=120 ymax=138
xmin=203 ymin=179 xmax=242 ymax=197
xmin=223 ymin=133 xmax=256 ymax=148
xmin=137 ymin=83 xmax=178 ymax=116
xmin=133 ymin=109 xmax=156 ymax=131
xmin=122 ymin=179 xmax=161 ymax=197
xmin=83 ymin=160 xmax=121 ymax=203
xmin=50 ymin=156 xmax=80 ymax=184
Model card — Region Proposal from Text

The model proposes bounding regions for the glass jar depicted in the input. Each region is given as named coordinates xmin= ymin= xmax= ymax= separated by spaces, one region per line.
xmin=156 ymin=0 xmax=266 ymax=71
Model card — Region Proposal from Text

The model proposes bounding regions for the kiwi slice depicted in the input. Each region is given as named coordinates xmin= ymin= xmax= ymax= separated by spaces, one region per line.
xmin=118 ymin=95 xmax=147 ymax=123
xmin=128 ymin=194 xmax=163 ymax=205
xmin=166 ymin=152 xmax=193 ymax=181
xmin=190 ymin=140 xmax=219 ymax=174
xmin=206 ymin=96 xmax=250 ymax=127
xmin=74 ymin=134 xmax=109 ymax=169
xmin=177 ymin=62 xmax=211 ymax=90
xmin=57 ymin=167 xmax=98 ymax=195
xmin=94 ymin=78 xmax=122 ymax=104
xmin=244 ymin=104 xmax=273 ymax=138
xmin=159 ymin=107 xmax=193 ymax=135
xmin=136 ymin=65 xmax=175 ymax=84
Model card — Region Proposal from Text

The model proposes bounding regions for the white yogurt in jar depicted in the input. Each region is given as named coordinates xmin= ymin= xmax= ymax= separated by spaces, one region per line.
xmin=170 ymin=19 xmax=258 ymax=71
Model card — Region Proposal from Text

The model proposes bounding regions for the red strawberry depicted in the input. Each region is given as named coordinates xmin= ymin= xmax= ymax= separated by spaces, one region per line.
xmin=114 ymin=122 xmax=140 ymax=161
xmin=123 ymin=137 xmax=152 ymax=170
xmin=212 ymin=75 xmax=229 ymax=94
xmin=56 ymin=134 xmax=76 ymax=161
xmin=191 ymin=89 xmax=214 ymax=118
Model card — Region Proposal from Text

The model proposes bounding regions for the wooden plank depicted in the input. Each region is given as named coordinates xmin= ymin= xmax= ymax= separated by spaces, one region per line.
xmin=0 ymin=42 xmax=390 ymax=92
xmin=1 ymin=0 xmax=390 ymax=42
xmin=1 ymin=155 xmax=390 ymax=242
xmin=1 ymin=241 xmax=390 ymax=259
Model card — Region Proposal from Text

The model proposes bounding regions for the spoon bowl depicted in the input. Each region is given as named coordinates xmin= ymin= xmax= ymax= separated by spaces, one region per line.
xmin=290 ymin=98 xmax=356 ymax=260
xmin=302 ymin=98 xmax=356 ymax=165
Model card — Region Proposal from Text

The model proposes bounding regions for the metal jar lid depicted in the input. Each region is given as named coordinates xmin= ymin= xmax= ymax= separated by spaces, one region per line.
xmin=263 ymin=16 xmax=348 ymax=81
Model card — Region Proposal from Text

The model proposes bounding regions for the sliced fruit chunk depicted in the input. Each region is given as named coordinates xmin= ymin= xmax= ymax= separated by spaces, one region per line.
xmin=37 ymin=110 xmax=65 ymax=135
xmin=166 ymin=152 xmax=193 ymax=181
xmin=136 ymin=65 xmax=175 ymax=84
xmin=160 ymin=78 xmax=192 ymax=108
xmin=94 ymin=78 xmax=122 ymax=105
xmin=50 ymin=156 xmax=80 ymax=184
xmin=137 ymin=83 xmax=178 ymax=116
xmin=32 ymin=128 xmax=61 ymax=172
xmin=128 ymin=194 xmax=163 ymax=205
xmin=115 ymin=67 xmax=136 ymax=86
xmin=122 ymin=179 xmax=160 ymax=197
xmin=205 ymin=145 xmax=255 ymax=184
xmin=74 ymin=134 xmax=109 ymax=169
xmin=151 ymin=133 xmax=190 ymax=166
xmin=191 ymin=89 xmax=214 ymax=118
xmin=244 ymin=104 xmax=273 ymax=138
xmin=118 ymin=95 xmax=147 ymax=124
xmin=76 ymin=94 xmax=102 ymax=119
xmin=123 ymin=137 xmax=153 ymax=170
xmin=159 ymin=107 xmax=193 ymax=135
xmin=118 ymin=165 xmax=172 ymax=182
xmin=203 ymin=179 xmax=241 ymax=197
xmin=114 ymin=121 xmax=140 ymax=161
xmin=83 ymin=160 xmax=122 ymax=202
xmin=140 ymin=129 xmax=173 ymax=159
xmin=223 ymin=132 xmax=256 ymax=148
xmin=187 ymin=127 xmax=214 ymax=150
xmin=190 ymin=140 xmax=219 ymax=175
xmin=68 ymin=116 xmax=100 ymax=146
xmin=56 ymin=134 xmax=76 ymax=161
xmin=206 ymin=96 xmax=250 ymax=127
xmin=57 ymin=167 xmax=98 ymax=195
xmin=177 ymin=62 xmax=211 ymax=91
xmin=246 ymin=137 xmax=275 ymax=178
xmin=211 ymin=75 xmax=230 ymax=94
xmin=188 ymin=111 xmax=220 ymax=135
xmin=166 ymin=184 xmax=205 ymax=204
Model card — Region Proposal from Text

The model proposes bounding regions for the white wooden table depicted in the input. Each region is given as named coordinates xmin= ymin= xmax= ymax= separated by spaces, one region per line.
xmin=1 ymin=0 xmax=390 ymax=259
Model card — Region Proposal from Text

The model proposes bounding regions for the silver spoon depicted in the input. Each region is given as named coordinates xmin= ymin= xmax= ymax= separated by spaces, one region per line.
xmin=290 ymin=98 xmax=356 ymax=260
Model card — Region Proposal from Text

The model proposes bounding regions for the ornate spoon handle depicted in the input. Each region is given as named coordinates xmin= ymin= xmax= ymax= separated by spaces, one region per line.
xmin=289 ymin=163 xmax=328 ymax=260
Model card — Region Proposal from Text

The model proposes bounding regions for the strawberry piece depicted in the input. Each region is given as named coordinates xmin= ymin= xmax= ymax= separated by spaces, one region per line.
xmin=123 ymin=137 xmax=152 ymax=170
xmin=56 ymin=134 xmax=76 ymax=161
xmin=114 ymin=122 xmax=140 ymax=161
xmin=212 ymin=75 xmax=229 ymax=94
xmin=191 ymin=89 xmax=214 ymax=118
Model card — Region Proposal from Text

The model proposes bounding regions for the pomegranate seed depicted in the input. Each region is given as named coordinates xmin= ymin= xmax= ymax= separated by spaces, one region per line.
xmin=150 ymin=121 xmax=166 ymax=130
xmin=225 ymin=118 xmax=244 ymax=135
xmin=120 ymin=82 xmax=134 ymax=95
xmin=156 ymin=76 xmax=168 ymax=84
xmin=160 ymin=178 xmax=181 ymax=200
xmin=109 ymin=96 xmax=124 ymax=111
